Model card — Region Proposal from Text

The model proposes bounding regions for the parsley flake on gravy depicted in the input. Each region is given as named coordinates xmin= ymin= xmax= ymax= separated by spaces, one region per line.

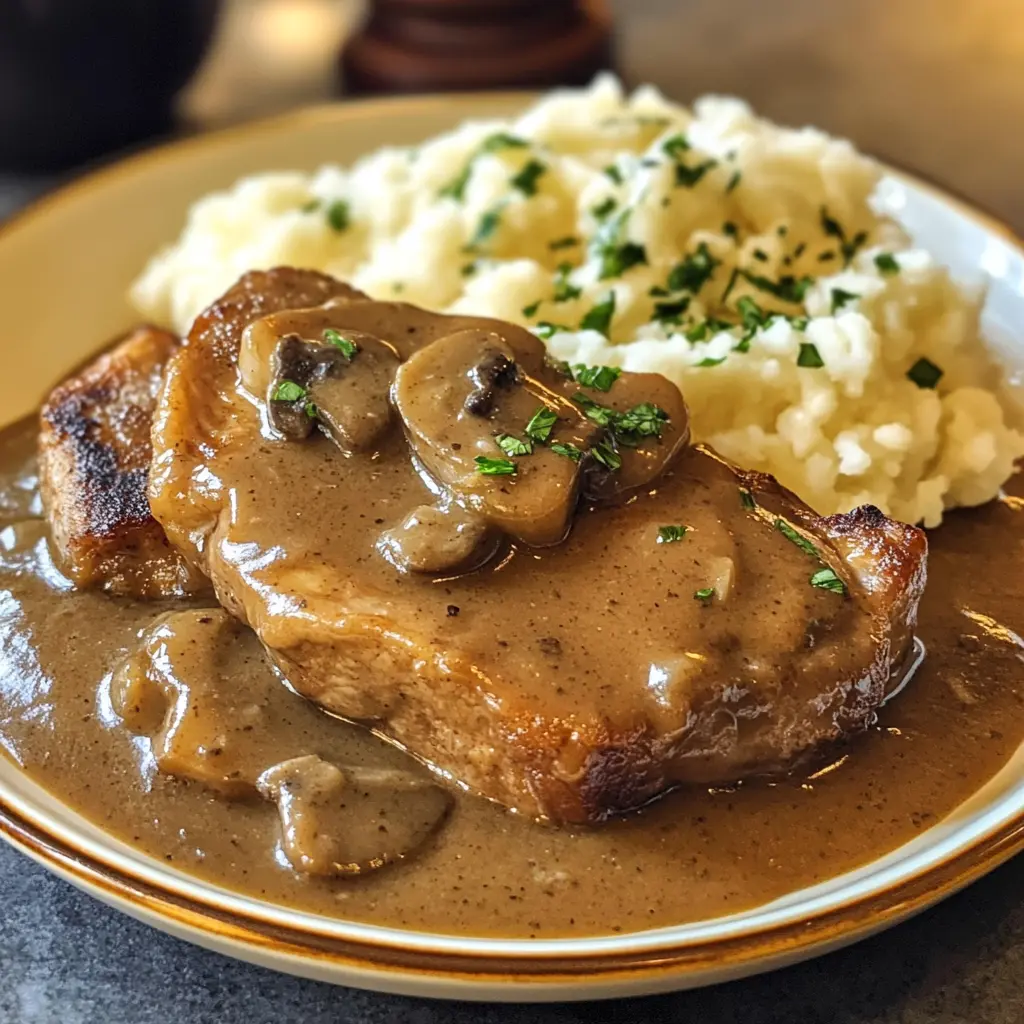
xmin=797 ymin=342 xmax=824 ymax=368
xmin=525 ymin=406 xmax=558 ymax=442
xmin=326 ymin=199 xmax=351 ymax=232
xmin=591 ymin=441 xmax=622 ymax=471
xmin=323 ymin=328 xmax=358 ymax=359
xmin=579 ymin=292 xmax=616 ymax=337
xmin=550 ymin=441 xmax=583 ymax=462
xmin=810 ymin=567 xmax=846 ymax=594
xmin=616 ymin=401 xmax=669 ymax=440
xmin=496 ymin=434 xmax=532 ymax=457
xmin=571 ymin=364 xmax=621 ymax=392
xmin=694 ymin=587 xmax=715 ymax=602
xmin=475 ymin=455 xmax=517 ymax=476
xmin=273 ymin=380 xmax=306 ymax=403
xmin=775 ymin=518 xmax=820 ymax=557
xmin=907 ymin=357 xmax=944 ymax=389
xmin=739 ymin=488 xmax=757 ymax=510
xmin=657 ymin=525 xmax=688 ymax=544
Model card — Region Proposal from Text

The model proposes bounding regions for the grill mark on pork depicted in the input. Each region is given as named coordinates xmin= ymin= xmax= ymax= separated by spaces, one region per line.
xmin=39 ymin=326 xmax=208 ymax=598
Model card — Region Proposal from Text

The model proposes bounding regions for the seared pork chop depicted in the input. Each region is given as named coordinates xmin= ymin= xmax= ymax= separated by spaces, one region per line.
xmin=148 ymin=268 xmax=928 ymax=824
xmin=39 ymin=326 xmax=207 ymax=597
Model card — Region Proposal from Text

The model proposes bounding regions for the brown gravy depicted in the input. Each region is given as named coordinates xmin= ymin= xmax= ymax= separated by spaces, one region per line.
xmin=1 ymin=415 xmax=1023 ymax=938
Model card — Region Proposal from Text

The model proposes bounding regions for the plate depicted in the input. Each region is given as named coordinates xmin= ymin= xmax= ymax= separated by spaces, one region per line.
xmin=1 ymin=93 xmax=1023 ymax=1002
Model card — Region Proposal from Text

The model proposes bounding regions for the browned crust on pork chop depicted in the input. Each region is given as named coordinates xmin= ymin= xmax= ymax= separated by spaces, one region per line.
xmin=39 ymin=325 xmax=208 ymax=597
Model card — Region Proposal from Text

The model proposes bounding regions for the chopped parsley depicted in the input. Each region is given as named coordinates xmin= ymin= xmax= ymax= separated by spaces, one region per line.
xmin=603 ymin=164 xmax=624 ymax=184
xmin=552 ymin=263 xmax=581 ymax=302
xmin=830 ymin=287 xmax=859 ymax=314
xmin=797 ymin=342 xmax=824 ymax=368
xmin=323 ymin=328 xmax=358 ymax=359
xmin=534 ymin=321 xmax=571 ymax=339
xmin=480 ymin=132 xmax=528 ymax=153
xmin=496 ymin=434 xmax=532 ymax=457
xmin=464 ymin=205 xmax=503 ymax=252
xmin=736 ymin=295 xmax=769 ymax=333
xmin=439 ymin=163 xmax=473 ymax=201
xmin=599 ymin=241 xmax=647 ymax=280
xmin=440 ymin=133 xmax=529 ymax=201
xmin=300 ymin=198 xmax=320 ymax=213
xmin=696 ymin=355 xmax=727 ymax=368
xmin=674 ymin=158 xmax=717 ymax=188
xmin=875 ymin=252 xmax=900 ymax=275
xmin=573 ymin=392 xmax=616 ymax=428
xmin=616 ymin=402 xmax=669 ymax=439
xmin=661 ymin=132 xmax=716 ymax=187
xmin=662 ymin=134 xmax=691 ymax=159
xmin=722 ymin=221 xmax=739 ymax=239
xmin=739 ymin=488 xmax=757 ymax=510
xmin=510 ymin=159 xmax=547 ymax=196
xmin=820 ymin=207 xmax=868 ymax=266
xmin=326 ymin=199 xmax=351 ymax=232
xmin=907 ymin=357 xmax=943 ymax=389
xmin=657 ymin=525 xmax=688 ymax=544
xmin=810 ymin=567 xmax=846 ymax=594
xmin=522 ymin=300 xmax=541 ymax=318
xmin=720 ymin=267 xmax=741 ymax=305
xmin=525 ymin=405 xmax=558 ymax=442
xmin=694 ymin=587 xmax=715 ymax=602
xmin=685 ymin=318 xmax=731 ymax=343
xmin=653 ymin=296 xmax=691 ymax=325
xmin=548 ymin=236 xmax=578 ymax=250
xmin=579 ymin=292 xmax=616 ymax=337
xmin=591 ymin=441 xmax=622 ymax=471
xmin=460 ymin=261 xmax=478 ymax=277
xmin=273 ymin=380 xmax=306 ymax=403
xmin=775 ymin=518 xmax=820 ymax=557
xmin=571 ymin=364 xmax=621 ymax=392
xmin=474 ymin=455 xmax=517 ymax=476
xmin=741 ymin=270 xmax=814 ymax=304
xmin=726 ymin=169 xmax=742 ymax=193
xmin=550 ymin=441 xmax=583 ymax=462
xmin=591 ymin=197 xmax=618 ymax=220
xmin=667 ymin=242 xmax=720 ymax=293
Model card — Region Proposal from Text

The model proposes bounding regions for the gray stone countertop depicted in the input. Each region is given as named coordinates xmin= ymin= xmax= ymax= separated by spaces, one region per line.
xmin=3 ymin=0 xmax=1024 ymax=1020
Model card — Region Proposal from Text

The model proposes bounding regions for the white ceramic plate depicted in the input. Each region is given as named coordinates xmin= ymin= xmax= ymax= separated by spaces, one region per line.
xmin=1 ymin=94 xmax=1023 ymax=1002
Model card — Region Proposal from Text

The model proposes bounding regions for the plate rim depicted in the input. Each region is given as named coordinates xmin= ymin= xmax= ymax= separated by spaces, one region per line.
xmin=2 ymin=90 xmax=1024 ymax=992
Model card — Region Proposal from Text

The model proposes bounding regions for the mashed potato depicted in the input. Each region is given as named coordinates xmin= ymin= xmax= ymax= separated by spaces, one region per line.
xmin=132 ymin=76 xmax=1024 ymax=526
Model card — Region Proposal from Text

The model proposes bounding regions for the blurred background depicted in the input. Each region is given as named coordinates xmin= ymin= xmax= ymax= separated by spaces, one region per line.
xmin=1 ymin=0 xmax=1022 ymax=232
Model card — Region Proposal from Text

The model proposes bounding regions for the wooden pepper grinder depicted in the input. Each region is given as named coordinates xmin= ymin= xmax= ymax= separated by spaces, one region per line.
xmin=340 ymin=0 xmax=614 ymax=95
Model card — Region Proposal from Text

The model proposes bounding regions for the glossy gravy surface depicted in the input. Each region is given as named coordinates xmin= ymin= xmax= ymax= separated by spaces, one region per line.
xmin=1 ymin=416 xmax=1023 ymax=938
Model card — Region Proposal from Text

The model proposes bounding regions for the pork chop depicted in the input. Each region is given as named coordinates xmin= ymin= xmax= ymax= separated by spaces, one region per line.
xmin=39 ymin=325 xmax=208 ymax=597
xmin=148 ymin=268 xmax=928 ymax=824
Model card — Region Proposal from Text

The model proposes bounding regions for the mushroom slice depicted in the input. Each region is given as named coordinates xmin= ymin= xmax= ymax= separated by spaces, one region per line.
xmin=377 ymin=502 xmax=499 ymax=574
xmin=392 ymin=327 xmax=597 ymax=546
xmin=267 ymin=330 xmax=398 ymax=451
xmin=573 ymin=370 xmax=690 ymax=503
xmin=108 ymin=609 xmax=271 ymax=796
xmin=256 ymin=755 xmax=453 ymax=877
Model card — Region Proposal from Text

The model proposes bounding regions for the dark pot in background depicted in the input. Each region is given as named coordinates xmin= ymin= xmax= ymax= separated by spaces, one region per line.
xmin=0 ymin=0 xmax=221 ymax=172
